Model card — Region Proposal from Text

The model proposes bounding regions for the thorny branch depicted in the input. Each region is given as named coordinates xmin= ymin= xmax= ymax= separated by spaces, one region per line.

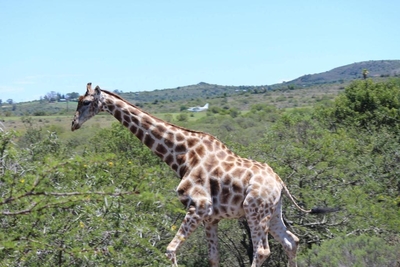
xmin=1 ymin=190 xmax=140 ymax=216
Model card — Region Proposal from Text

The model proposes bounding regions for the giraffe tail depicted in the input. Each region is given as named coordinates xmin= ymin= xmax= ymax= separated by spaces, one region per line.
xmin=281 ymin=182 xmax=339 ymax=214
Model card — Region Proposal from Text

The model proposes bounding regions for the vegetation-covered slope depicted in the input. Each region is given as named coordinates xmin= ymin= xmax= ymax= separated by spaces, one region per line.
xmin=288 ymin=60 xmax=400 ymax=86
xmin=1 ymin=60 xmax=400 ymax=117
xmin=1 ymin=78 xmax=399 ymax=266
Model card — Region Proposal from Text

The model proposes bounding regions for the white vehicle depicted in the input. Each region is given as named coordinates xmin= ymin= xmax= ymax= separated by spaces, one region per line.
xmin=187 ymin=103 xmax=209 ymax=112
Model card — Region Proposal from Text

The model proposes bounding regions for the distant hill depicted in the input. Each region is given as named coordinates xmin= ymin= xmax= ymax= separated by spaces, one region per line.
xmin=121 ymin=60 xmax=400 ymax=104
xmin=119 ymin=82 xmax=264 ymax=104
xmin=287 ymin=60 xmax=400 ymax=86
xmin=2 ymin=60 xmax=400 ymax=117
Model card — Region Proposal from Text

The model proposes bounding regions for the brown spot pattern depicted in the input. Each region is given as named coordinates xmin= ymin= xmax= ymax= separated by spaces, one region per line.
xmin=114 ymin=109 xmax=122 ymax=121
xmin=209 ymin=177 xmax=220 ymax=197
xmin=176 ymin=133 xmax=185 ymax=142
xmin=95 ymin=92 xmax=300 ymax=267
xmin=187 ymin=137 xmax=198 ymax=148
xmin=195 ymin=146 xmax=205 ymax=157
xmin=143 ymin=133 xmax=154 ymax=148
xmin=156 ymin=144 xmax=167 ymax=155
xmin=175 ymin=143 xmax=186 ymax=153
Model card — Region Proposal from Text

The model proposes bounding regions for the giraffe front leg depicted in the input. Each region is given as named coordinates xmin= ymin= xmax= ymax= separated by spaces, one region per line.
xmin=165 ymin=205 xmax=204 ymax=266
xmin=165 ymin=250 xmax=178 ymax=267
xmin=205 ymin=220 xmax=220 ymax=267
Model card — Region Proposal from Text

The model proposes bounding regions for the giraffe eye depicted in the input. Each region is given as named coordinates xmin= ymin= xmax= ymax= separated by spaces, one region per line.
xmin=83 ymin=100 xmax=91 ymax=106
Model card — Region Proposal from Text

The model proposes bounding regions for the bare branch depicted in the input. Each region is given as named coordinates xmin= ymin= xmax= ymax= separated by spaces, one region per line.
xmin=2 ymin=202 xmax=38 ymax=215
xmin=1 ymin=190 xmax=139 ymax=205
xmin=27 ymin=190 xmax=140 ymax=197
xmin=1 ymin=190 xmax=140 ymax=216
xmin=300 ymin=217 xmax=348 ymax=227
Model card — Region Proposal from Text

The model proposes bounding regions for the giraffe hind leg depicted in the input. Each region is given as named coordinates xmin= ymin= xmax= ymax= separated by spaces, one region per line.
xmin=247 ymin=215 xmax=272 ymax=267
xmin=244 ymin=198 xmax=273 ymax=267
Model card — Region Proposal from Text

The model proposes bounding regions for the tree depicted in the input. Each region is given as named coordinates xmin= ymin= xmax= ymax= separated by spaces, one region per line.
xmin=328 ymin=79 xmax=400 ymax=130
xmin=0 ymin=123 xmax=177 ymax=266
xmin=6 ymin=99 xmax=13 ymax=105
xmin=362 ymin=68 xmax=369 ymax=79
xmin=66 ymin=92 xmax=80 ymax=100
xmin=45 ymin=91 xmax=58 ymax=102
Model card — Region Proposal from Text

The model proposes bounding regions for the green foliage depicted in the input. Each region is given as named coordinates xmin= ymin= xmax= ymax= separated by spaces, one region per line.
xmin=209 ymin=106 xmax=223 ymax=114
xmin=1 ymin=79 xmax=399 ymax=266
xmin=297 ymin=235 xmax=399 ymax=267
xmin=0 ymin=123 xmax=179 ymax=266
xmin=176 ymin=113 xmax=189 ymax=122
xmin=238 ymin=84 xmax=400 ymax=263
xmin=242 ymin=110 xmax=350 ymax=247
xmin=328 ymin=79 xmax=400 ymax=131
xmin=229 ymin=108 xmax=240 ymax=118
xmin=33 ymin=110 xmax=47 ymax=116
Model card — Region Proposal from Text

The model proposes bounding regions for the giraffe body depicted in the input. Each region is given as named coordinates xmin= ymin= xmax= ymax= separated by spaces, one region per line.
xmin=71 ymin=83 xmax=317 ymax=267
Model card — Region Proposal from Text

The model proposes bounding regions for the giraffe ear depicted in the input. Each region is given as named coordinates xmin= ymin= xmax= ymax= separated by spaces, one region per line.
xmin=94 ymin=86 xmax=101 ymax=96
xmin=86 ymin=82 xmax=93 ymax=94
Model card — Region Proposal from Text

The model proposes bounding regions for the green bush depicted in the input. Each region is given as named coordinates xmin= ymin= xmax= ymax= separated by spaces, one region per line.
xmin=328 ymin=79 xmax=400 ymax=131
xmin=0 ymin=124 xmax=179 ymax=266
xmin=298 ymin=235 xmax=399 ymax=267
xmin=1 ymin=79 xmax=399 ymax=266
xmin=176 ymin=113 xmax=188 ymax=122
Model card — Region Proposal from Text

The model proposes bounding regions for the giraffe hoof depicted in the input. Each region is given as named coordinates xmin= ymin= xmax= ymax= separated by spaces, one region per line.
xmin=165 ymin=250 xmax=178 ymax=266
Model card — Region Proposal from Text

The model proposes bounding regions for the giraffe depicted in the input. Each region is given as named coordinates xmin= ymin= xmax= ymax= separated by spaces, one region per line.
xmin=71 ymin=83 xmax=337 ymax=267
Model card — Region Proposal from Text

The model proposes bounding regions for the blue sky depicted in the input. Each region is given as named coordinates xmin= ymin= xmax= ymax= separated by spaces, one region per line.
xmin=1 ymin=1 xmax=399 ymax=102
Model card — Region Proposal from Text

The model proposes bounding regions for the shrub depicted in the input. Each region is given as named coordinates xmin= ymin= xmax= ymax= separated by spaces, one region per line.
xmin=176 ymin=113 xmax=188 ymax=122
xmin=329 ymin=79 xmax=400 ymax=130
xmin=297 ymin=235 xmax=399 ymax=267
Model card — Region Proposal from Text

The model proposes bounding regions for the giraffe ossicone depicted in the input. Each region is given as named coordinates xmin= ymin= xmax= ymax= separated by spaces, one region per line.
xmin=71 ymin=83 xmax=337 ymax=267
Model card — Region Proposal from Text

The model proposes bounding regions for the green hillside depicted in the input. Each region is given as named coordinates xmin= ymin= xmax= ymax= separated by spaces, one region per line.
xmin=1 ymin=60 xmax=400 ymax=118
xmin=1 ymin=78 xmax=399 ymax=266
xmin=120 ymin=60 xmax=400 ymax=104
xmin=288 ymin=59 xmax=400 ymax=86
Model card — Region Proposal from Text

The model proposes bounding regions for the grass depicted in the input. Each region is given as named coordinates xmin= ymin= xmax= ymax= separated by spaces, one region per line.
xmin=1 ymin=111 xmax=210 ymax=134
xmin=1 ymin=81 xmax=346 ymax=136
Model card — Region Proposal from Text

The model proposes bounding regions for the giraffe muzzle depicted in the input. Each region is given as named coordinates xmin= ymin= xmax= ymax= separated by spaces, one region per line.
xmin=71 ymin=120 xmax=80 ymax=131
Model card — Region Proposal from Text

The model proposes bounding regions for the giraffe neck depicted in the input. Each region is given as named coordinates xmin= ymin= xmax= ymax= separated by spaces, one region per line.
xmin=100 ymin=90 xmax=202 ymax=177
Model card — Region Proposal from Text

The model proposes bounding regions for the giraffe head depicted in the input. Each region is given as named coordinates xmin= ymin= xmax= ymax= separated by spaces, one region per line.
xmin=71 ymin=82 xmax=103 ymax=131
